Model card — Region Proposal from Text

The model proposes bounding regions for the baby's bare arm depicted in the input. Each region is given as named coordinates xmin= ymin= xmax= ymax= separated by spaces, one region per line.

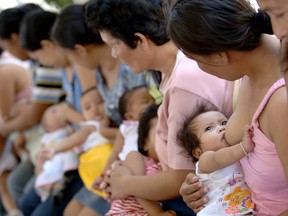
xmin=198 ymin=125 xmax=254 ymax=173
xmin=125 ymin=152 xmax=174 ymax=215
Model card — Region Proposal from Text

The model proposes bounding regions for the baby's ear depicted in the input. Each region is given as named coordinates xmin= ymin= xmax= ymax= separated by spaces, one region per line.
xmin=192 ymin=147 xmax=202 ymax=160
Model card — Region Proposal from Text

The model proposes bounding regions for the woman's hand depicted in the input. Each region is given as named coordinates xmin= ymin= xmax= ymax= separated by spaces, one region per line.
xmin=105 ymin=164 xmax=133 ymax=201
xmin=179 ymin=174 xmax=209 ymax=213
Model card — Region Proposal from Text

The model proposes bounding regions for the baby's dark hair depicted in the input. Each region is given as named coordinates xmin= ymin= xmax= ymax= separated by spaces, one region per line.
xmin=118 ymin=85 xmax=148 ymax=120
xmin=177 ymin=103 xmax=220 ymax=162
xmin=138 ymin=104 xmax=159 ymax=156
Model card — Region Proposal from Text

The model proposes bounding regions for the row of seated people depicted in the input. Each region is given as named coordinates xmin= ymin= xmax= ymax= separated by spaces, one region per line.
xmin=0 ymin=0 xmax=288 ymax=215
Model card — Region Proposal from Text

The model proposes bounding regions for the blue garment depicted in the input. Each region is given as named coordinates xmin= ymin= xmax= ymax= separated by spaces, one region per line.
xmin=96 ymin=64 xmax=146 ymax=125
xmin=19 ymin=171 xmax=83 ymax=216
xmin=7 ymin=159 xmax=35 ymax=204
xmin=74 ymin=186 xmax=111 ymax=215
xmin=161 ymin=196 xmax=196 ymax=216
xmin=61 ymin=69 xmax=82 ymax=112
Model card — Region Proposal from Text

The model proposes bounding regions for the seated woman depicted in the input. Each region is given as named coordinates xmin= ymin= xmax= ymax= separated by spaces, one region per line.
xmin=0 ymin=47 xmax=32 ymax=216
xmin=0 ymin=5 xmax=64 ymax=210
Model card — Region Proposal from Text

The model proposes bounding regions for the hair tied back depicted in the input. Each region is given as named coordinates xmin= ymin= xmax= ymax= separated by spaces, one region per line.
xmin=256 ymin=9 xmax=273 ymax=35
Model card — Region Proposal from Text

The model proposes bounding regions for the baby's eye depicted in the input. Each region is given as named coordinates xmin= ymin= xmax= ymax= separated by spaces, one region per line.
xmin=222 ymin=121 xmax=227 ymax=125
xmin=205 ymin=126 xmax=213 ymax=132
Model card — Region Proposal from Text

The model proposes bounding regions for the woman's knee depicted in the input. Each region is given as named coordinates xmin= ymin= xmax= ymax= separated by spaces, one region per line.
xmin=63 ymin=198 xmax=84 ymax=216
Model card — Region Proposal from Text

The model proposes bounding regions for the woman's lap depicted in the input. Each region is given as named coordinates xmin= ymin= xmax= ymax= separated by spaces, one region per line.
xmin=7 ymin=159 xmax=34 ymax=203
xmin=74 ymin=186 xmax=111 ymax=215
xmin=161 ymin=196 xmax=196 ymax=216
xmin=19 ymin=170 xmax=83 ymax=216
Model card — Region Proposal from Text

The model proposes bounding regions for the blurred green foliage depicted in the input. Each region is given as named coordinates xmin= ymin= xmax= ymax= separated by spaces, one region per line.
xmin=44 ymin=0 xmax=73 ymax=8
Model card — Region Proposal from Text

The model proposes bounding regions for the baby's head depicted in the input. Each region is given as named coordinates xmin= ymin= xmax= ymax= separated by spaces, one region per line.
xmin=118 ymin=85 xmax=154 ymax=121
xmin=137 ymin=104 xmax=159 ymax=160
xmin=42 ymin=104 xmax=69 ymax=133
xmin=177 ymin=103 xmax=229 ymax=162
xmin=80 ymin=87 xmax=104 ymax=121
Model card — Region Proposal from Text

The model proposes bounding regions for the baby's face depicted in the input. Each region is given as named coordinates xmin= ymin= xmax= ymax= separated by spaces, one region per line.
xmin=42 ymin=105 xmax=67 ymax=132
xmin=81 ymin=90 xmax=104 ymax=121
xmin=192 ymin=111 xmax=229 ymax=153
xmin=145 ymin=117 xmax=158 ymax=161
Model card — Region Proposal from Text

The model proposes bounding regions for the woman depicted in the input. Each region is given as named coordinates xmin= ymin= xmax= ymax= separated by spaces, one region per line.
xmin=0 ymin=5 xmax=64 ymax=209
xmin=50 ymin=4 xmax=147 ymax=216
xmin=0 ymin=48 xmax=32 ymax=216
xmin=167 ymin=0 xmax=288 ymax=215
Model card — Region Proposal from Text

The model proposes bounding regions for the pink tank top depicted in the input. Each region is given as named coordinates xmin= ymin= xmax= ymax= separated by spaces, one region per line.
xmin=241 ymin=78 xmax=288 ymax=215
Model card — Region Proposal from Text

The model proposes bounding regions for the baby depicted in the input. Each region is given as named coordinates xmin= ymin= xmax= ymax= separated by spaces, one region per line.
xmin=35 ymin=104 xmax=78 ymax=202
xmin=177 ymin=103 xmax=256 ymax=215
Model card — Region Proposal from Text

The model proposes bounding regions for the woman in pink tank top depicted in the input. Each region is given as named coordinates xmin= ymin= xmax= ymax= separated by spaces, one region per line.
xmin=0 ymin=49 xmax=32 ymax=139
xmin=168 ymin=0 xmax=288 ymax=215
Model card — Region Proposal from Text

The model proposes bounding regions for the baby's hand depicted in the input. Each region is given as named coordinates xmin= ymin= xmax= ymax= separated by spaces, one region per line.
xmin=91 ymin=175 xmax=105 ymax=191
xmin=242 ymin=125 xmax=254 ymax=154
xmin=38 ymin=147 xmax=55 ymax=161
xmin=111 ymin=160 xmax=122 ymax=170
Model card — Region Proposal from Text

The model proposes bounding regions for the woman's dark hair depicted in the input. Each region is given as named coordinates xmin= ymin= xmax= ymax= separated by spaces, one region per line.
xmin=20 ymin=9 xmax=57 ymax=51
xmin=118 ymin=85 xmax=148 ymax=120
xmin=51 ymin=4 xmax=103 ymax=49
xmin=138 ymin=104 xmax=159 ymax=156
xmin=0 ymin=3 xmax=42 ymax=39
xmin=85 ymin=0 xmax=169 ymax=49
xmin=177 ymin=103 xmax=220 ymax=162
xmin=167 ymin=0 xmax=273 ymax=55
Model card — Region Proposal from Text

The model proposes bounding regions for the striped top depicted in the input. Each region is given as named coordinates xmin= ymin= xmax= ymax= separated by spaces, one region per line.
xmin=31 ymin=63 xmax=64 ymax=104
xmin=105 ymin=158 xmax=161 ymax=216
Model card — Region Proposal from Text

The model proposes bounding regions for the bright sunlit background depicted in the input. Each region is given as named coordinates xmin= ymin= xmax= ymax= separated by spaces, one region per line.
xmin=0 ymin=0 xmax=259 ymax=10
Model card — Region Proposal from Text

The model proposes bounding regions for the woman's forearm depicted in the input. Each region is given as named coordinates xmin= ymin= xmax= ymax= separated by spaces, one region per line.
xmin=119 ymin=169 xmax=191 ymax=201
